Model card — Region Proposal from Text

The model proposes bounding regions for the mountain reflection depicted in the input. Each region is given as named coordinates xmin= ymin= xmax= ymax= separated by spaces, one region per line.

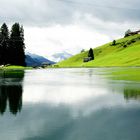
xmin=0 ymin=70 xmax=24 ymax=115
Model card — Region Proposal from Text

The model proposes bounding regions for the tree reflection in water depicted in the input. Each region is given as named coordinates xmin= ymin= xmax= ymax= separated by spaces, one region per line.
xmin=124 ymin=88 xmax=140 ymax=101
xmin=0 ymin=70 xmax=24 ymax=115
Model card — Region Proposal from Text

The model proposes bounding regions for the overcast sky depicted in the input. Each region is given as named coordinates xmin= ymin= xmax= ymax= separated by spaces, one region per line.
xmin=0 ymin=0 xmax=140 ymax=57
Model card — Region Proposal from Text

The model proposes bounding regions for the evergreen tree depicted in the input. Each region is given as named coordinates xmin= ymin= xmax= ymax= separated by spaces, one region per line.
xmin=9 ymin=23 xmax=26 ymax=66
xmin=124 ymin=29 xmax=131 ymax=37
xmin=112 ymin=40 xmax=116 ymax=45
xmin=88 ymin=48 xmax=94 ymax=60
xmin=0 ymin=23 xmax=9 ymax=65
xmin=19 ymin=25 xmax=26 ymax=66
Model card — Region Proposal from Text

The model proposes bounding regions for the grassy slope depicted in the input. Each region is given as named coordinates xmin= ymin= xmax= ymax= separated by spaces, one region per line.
xmin=57 ymin=34 xmax=140 ymax=67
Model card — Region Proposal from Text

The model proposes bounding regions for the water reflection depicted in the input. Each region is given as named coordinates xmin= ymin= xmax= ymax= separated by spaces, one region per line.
xmin=0 ymin=68 xmax=140 ymax=140
xmin=124 ymin=88 xmax=140 ymax=100
xmin=0 ymin=70 xmax=24 ymax=115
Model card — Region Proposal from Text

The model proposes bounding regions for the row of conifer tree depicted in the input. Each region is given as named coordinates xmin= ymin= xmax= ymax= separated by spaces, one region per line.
xmin=0 ymin=23 xmax=26 ymax=66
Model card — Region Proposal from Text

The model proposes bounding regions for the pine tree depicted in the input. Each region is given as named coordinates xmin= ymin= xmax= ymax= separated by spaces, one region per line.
xmin=9 ymin=23 xmax=26 ymax=66
xmin=19 ymin=25 xmax=26 ymax=66
xmin=124 ymin=29 xmax=131 ymax=37
xmin=112 ymin=40 xmax=116 ymax=46
xmin=88 ymin=48 xmax=94 ymax=60
xmin=0 ymin=23 xmax=9 ymax=65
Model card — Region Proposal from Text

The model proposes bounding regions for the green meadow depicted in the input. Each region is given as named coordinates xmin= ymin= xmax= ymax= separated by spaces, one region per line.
xmin=57 ymin=34 xmax=140 ymax=67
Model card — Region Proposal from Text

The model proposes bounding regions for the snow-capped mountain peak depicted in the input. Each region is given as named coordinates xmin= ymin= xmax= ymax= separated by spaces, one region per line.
xmin=50 ymin=52 xmax=72 ymax=62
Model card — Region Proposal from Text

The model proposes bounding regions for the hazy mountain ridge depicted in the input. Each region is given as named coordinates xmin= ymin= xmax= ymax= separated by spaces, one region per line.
xmin=26 ymin=52 xmax=55 ymax=67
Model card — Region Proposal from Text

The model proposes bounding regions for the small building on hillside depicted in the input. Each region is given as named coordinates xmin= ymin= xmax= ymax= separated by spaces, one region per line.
xmin=41 ymin=62 xmax=52 ymax=68
xmin=125 ymin=30 xmax=140 ymax=37
xmin=83 ymin=57 xmax=92 ymax=62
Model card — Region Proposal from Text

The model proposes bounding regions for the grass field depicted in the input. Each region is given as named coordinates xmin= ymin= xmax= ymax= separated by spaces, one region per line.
xmin=57 ymin=34 xmax=140 ymax=67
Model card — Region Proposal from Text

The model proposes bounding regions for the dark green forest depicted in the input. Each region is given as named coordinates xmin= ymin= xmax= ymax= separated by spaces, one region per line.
xmin=0 ymin=23 xmax=26 ymax=66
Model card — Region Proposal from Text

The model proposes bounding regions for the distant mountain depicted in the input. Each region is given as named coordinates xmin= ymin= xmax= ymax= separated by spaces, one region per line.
xmin=51 ymin=52 xmax=73 ymax=62
xmin=25 ymin=52 xmax=55 ymax=67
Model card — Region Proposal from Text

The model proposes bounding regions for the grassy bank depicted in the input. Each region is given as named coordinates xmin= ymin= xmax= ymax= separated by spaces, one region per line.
xmin=57 ymin=34 xmax=140 ymax=67
xmin=103 ymin=67 xmax=140 ymax=82
xmin=0 ymin=65 xmax=32 ymax=70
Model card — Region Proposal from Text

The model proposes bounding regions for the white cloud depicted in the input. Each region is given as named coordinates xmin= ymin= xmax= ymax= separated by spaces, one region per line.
xmin=25 ymin=24 xmax=110 ymax=57
xmin=1 ymin=0 xmax=140 ymax=57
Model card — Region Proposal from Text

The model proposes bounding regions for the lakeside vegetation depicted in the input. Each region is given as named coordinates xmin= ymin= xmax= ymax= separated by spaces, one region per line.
xmin=0 ymin=68 xmax=25 ymax=78
xmin=57 ymin=34 xmax=140 ymax=67
xmin=0 ymin=65 xmax=32 ymax=70
xmin=100 ymin=67 xmax=140 ymax=82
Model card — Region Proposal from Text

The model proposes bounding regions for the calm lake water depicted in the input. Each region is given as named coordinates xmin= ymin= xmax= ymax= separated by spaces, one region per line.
xmin=0 ymin=68 xmax=140 ymax=140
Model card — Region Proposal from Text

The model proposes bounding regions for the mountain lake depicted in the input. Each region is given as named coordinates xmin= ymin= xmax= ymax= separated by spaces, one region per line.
xmin=0 ymin=67 xmax=140 ymax=140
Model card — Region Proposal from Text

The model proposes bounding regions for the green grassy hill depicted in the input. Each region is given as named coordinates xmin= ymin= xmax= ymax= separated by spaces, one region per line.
xmin=57 ymin=34 xmax=140 ymax=67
